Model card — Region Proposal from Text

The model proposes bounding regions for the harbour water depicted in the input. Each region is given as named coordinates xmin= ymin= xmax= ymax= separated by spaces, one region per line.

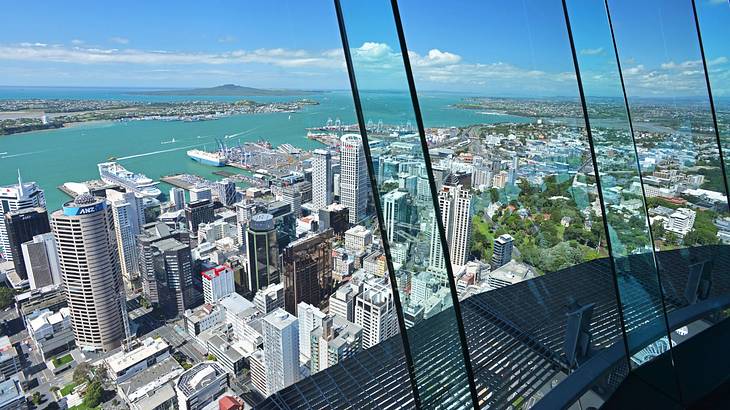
xmin=0 ymin=88 xmax=529 ymax=210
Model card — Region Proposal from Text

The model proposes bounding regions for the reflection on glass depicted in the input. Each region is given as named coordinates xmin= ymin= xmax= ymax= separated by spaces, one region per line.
xmin=608 ymin=0 xmax=730 ymax=403
xmin=696 ymin=0 xmax=730 ymax=221
xmin=397 ymin=0 xmax=622 ymax=408
xmin=337 ymin=0 xmax=476 ymax=408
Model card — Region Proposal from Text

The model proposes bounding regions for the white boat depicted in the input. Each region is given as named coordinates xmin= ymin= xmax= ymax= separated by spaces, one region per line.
xmin=161 ymin=137 xmax=176 ymax=144
xmin=187 ymin=149 xmax=226 ymax=167
xmin=97 ymin=162 xmax=161 ymax=197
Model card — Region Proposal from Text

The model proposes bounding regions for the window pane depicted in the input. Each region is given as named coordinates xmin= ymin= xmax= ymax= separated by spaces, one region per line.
xmin=608 ymin=0 xmax=730 ymax=403
xmin=337 ymin=0 xmax=477 ymax=407
xmin=397 ymin=0 xmax=624 ymax=408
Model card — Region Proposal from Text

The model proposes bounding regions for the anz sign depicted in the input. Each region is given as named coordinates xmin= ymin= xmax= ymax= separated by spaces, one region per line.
xmin=63 ymin=202 xmax=106 ymax=216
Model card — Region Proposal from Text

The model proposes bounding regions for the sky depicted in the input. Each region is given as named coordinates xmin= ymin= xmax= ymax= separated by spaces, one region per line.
xmin=0 ymin=0 xmax=727 ymax=97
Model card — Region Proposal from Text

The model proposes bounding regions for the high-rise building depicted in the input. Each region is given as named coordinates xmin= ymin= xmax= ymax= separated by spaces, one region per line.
xmin=344 ymin=225 xmax=372 ymax=255
xmin=312 ymin=149 xmax=334 ymax=209
xmin=4 ymin=207 xmax=50 ymax=280
xmin=185 ymin=199 xmax=215 ymax=234
xmin=340 ymin=134 xmax=369 ymax=224
xmin=137 ymin=222 xmax=195 ymax=318
xmin=429 ymin=185 xmax=473 ymax=271
xmin=21 ymin=233 xmax=61 ymax=289
xmin=491 ymin=234 xmax=514 ymax=269
xmin=254 ymin=283 xmax=285 ymax=315
xmin=51 ymin=195 xmax=126 ymax=351
xmin=107 ymin=190 xmax=145 ymax=292
xmin=0 ymin=173 xmax=45 ymax=262
xmin=383 ymin=189 xmax=409 ymax=242
xmin=318 ymin=203 xmax=349 ymax=236
xmin=189 ymin=186 xmax=212 ymax=203
xmin=297 ymin=302 xmax=326 ymax=364
xmin=169 ymin=187 xmax=186 ymax=211
xmin=280 ymin=187 xmax=302 ymax=218
xmin=281 ymin=230 xmax=333 ymax=315
xmin=329 ymin=282 xmax=361 ymax=323
xmin=262 ymin=308 xmax=300 ymax=394
xmin=213 ymin=179 xmax=237 ymax=206
xmin=309 ymin=315 xmax=363 ymax=373
xmin=202 ymin=265 xmax=235 ymax=304
xmin=354 ymin=279 xmax=398 ymax=349
xmin=245 ymin=213 xmax=280 ymax=296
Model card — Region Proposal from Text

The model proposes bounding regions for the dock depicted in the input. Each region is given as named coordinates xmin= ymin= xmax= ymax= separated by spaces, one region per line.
xmin=161 ymin=174 xmax=211 ymax=190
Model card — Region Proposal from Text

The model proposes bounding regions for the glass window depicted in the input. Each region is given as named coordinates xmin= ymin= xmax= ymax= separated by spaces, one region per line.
xmin=337 ymin=0 xmax=478 ymax=407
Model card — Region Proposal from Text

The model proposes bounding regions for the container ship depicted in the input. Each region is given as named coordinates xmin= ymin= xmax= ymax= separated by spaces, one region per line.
xmin=187 ymin=149 xmax=227 ymax=167
xmin=97 ymin=162 xmax=162 ymax=197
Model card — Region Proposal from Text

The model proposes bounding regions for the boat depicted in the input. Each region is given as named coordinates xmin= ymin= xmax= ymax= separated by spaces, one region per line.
xmin=187 ymin=149 xmax=227 ymax=167
xmin=107 ymin=156 xmax=117 ymax=161
xmin=161 ymin=137 xmax=176 ymax=145
xmin=97 ymin=162 xmax=162 ymax=197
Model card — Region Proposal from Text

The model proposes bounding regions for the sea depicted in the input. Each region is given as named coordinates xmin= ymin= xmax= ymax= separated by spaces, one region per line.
xmin=0 ymin=87 xmax=529 ymax=210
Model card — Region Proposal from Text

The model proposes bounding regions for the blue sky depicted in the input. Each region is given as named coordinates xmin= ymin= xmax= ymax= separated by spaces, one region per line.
xmin=0 ymin=0 xmax=727 ymax=97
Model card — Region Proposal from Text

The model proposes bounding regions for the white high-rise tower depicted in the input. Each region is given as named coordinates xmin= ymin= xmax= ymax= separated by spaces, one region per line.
xmin=312 ymin=149 xmax=333 ymax=209
xmin=51 ymin=194 xmax=126 ymax=352
xmin=262 ymin=308 xmax=300 ymax=394
xmin=429 ymin=185 xmax=472 ymax=272
xmin=340 ymin=134 xmax=369 ymax=224
xmin=106 ymin=190 xmax=144 ymax=292
xmin=0 ymin=170 xmax=45 ymax=261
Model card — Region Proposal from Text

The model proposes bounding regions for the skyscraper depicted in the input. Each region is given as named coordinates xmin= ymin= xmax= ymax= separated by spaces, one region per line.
xmin=51 ymin=194 xmax=126 ymax=351
xmin=312 ymin=149 xmax=333 ymax=209
xmin=492 ymin=234 xmax=514 ymax=269
xmin=107 ymin=190 xmax=145 ymax=292
xmin=21 ymin=233 xmax=61 ymax=289
xmin=137 ymin=222 xmax=194 ymax=318
xmin=4 ymin=207 xmax=50 ymax=280
xmin=354 ymin=279 xmax=398 ymax=349
xmin=280 ymin=187 xmax=302 ymax=218
xmin=281 ymin=230 xmax=333 ymax=315
xmin=169 ymin=187 xmax=186 ymax=211
xmin=185 ymin=199 xmax=215 ymax=234
xmin=340 ymin=134 xmax=369 ymax=224
xmin=0 ymin=173 xmax=45 ymax=262
xmin=213 ymin=178 xmax=237 ymax=206
xmin=245 ymin=213 xmax=280 ymax=296
xmin=262 ymin=308 xmax=300 ymax=394
xmin=297 ymin=302 xmax=326 ymax=365
xmin=429 ymin=185 xmax=473 ymax=272
xmin=383 ymin=189 xmax=409 ymax=243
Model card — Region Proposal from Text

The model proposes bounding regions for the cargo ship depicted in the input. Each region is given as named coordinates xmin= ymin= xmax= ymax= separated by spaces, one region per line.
xmin=187 ymin=149 xmax=227 ymax=167
xmin=97 ymin=162 xmax=162 ymax=197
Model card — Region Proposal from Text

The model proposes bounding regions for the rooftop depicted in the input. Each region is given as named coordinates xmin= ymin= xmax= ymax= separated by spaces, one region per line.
xmin=105 ymin=337 xmax=169 ymax=375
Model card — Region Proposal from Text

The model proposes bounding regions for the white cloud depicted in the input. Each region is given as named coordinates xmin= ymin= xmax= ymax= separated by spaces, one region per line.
xmin=109 ymin=37 xmax=129 ymax=45
xmin=71 ymin=39 xmax=84 ymax=45
xmin=580 ymin=47 xmax=604 ymax=56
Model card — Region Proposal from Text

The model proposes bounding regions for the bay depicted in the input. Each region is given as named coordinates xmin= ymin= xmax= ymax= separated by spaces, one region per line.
xmin=0 ymin=88 xmax=529 ymax=210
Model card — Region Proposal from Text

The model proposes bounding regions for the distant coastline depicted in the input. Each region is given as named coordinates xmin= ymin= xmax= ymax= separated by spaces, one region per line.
xmin=130 ymin=83 xmax=323 ymax=97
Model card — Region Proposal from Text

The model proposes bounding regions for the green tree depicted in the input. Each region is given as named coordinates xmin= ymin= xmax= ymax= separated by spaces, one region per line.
xmin=489 ymin=188 xmax=500 ymax=204
xmin=31 ymin=392 xmax=42 ymax=405
xmin=207 ymin=354 xmax=217 ymax=361
xmin=83 ymin=380 xmax=103 ymax=408
xmin=72 ymin=362 xmax=92 ymax=385
xmin=0 ymin=287 xmax=15 ymax=309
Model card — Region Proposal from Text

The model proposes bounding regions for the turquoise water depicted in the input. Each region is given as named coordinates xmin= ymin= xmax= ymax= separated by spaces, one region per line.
xmin=0 ymin=88 xmax=528 ymax=210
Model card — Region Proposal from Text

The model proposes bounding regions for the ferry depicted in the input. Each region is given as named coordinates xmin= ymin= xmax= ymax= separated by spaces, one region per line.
xmin=97 ymin=162 xmax=162 ymax=197
xmin=187 ymin=149 xmax=227 ymax=167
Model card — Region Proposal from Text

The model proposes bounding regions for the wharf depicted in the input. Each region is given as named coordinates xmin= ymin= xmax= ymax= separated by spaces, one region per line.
xmin=161 ymin=174 xmax=210 ymax=190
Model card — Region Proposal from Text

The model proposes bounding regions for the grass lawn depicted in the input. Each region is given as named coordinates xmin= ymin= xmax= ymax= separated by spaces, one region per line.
xmin=60 ymin=382 xmax=77 ymax=397
xmin=52 ymin=354 xmax=73 ymax=367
